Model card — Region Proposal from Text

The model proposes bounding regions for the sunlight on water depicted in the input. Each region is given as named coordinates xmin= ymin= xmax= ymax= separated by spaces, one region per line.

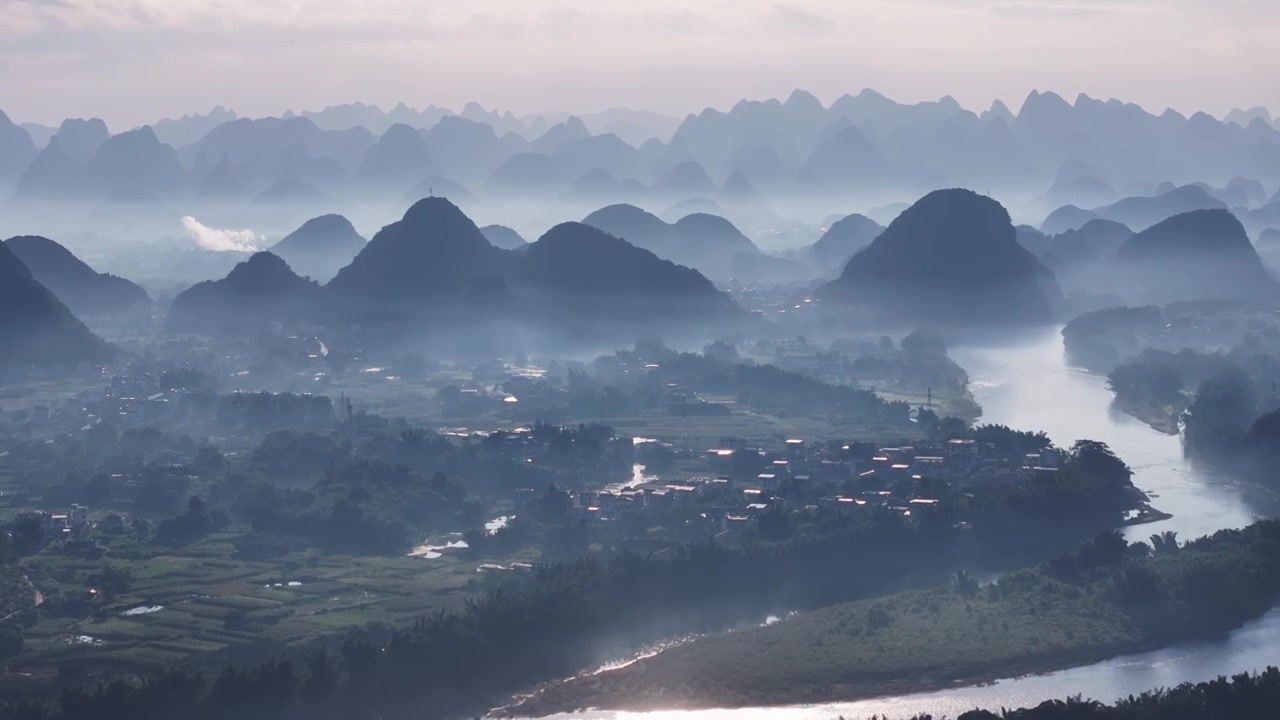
xmin=501 ymin=329 xmax=1280 ymax=720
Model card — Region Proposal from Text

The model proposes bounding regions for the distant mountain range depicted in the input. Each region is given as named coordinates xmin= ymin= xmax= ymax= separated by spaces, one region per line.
xmin=5 ymin=90 xmax=1280 ymax=245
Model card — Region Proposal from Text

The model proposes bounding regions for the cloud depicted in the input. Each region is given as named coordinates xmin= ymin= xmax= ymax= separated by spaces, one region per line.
xmin=181 ymin=215 xmax=262 ymax=252
xmin=767 ymin=2 xmax=839 ymax=32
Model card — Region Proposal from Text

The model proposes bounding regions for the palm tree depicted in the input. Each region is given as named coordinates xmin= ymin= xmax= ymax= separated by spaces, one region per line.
xmin=1150 ymin=530 xmax=1179 ymax=554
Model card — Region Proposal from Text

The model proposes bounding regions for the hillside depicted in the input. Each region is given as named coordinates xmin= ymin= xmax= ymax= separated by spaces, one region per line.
xmin=582 ymin=204 xmax=764 ymax=278
xmin=325 ymin=196 xmax=508 ymax=314
xmin=1111 ymin=209 xmax=1277 ymax=303
xmin=511 ymin=222 xmax=742 ymax=326
xmin=4 ymin=235 xmax=150 ymax=317
xmin=817 ymin=189 xmax=1061 ymax=326
xmin=267 ymin=214 xmax=366 ymax=282
xmin=167 ymin=252 xmax=320 ymax=334
xmin=805 ymin=213 xmax=885 ymax=272
xmin=0 ymin=241 xmax=111 ymax=368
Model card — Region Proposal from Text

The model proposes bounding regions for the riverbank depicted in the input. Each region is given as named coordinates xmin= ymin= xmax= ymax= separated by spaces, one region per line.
xmin=1110 ymin=397 xmax=1182 ymax=436
xmin=507 ymin=521 xmax=1280 ymax=716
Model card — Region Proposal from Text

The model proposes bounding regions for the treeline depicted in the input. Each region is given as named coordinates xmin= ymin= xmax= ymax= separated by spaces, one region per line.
xmin=918 ymin=668 xmax=1280 ymax=720
xmin=7 ymin=518 xmax=1280 ymax=720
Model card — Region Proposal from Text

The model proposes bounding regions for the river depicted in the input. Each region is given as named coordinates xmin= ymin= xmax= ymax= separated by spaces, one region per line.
xmin=509 ymin=328 xmax=1280 ymax=720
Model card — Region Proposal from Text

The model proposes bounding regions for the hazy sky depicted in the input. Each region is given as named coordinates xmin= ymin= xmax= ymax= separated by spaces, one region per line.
xmin=3 ymin=0 xmax=1278 ymax=128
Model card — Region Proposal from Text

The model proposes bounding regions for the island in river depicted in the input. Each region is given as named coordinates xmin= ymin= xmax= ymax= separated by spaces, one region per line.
xmin=506 ymin=520 xmax=1280 ymax=716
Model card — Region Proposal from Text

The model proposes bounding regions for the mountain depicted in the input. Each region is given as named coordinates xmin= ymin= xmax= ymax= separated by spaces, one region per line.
xmin=1260 ymin=228 xmax=1280 ymax=245
xmin=4 ymin=236 xmax=150 ymax=317
xmin=480 ymin=225 xmax=528 ymax=250
xmin=582 ymin=204 xmax=763 ymax=278
xmin=1093 ymin=185 xmax=1227 ymax=231
xmin=14 ymin=137 xmax=87 ymax=198
xmin=167 ymin=252 xmax=320 ymax=334
xmin=53 ymin=118 xmax=110 ymax=163
xmin=816 ymin=189 xmax=1061 ymax=326
xmin=1015 ymin=225 xmax=1052 ymax=255
xmin=325 ymin=197 xmax=507 ymax=314
xmin=653 ymin=160 xmax=716 ymax=197
xmin=0 ymin=110 xmax=37 ymax=178
xmin=357 ymin=123 xmax=432 ymax=189
xmin=795 ymin=124 xmax=890 ymax=190
xmin=510 ymin=222 xmax=741 ymax=326
xmin=403 ymin=176 xmax=476 ymax=206
xmin=0 ymin=240 xmax=110 ymax=368
xmin=805 ymin=214 xmax=884 ymax=272
xmin=1111 ymin=209 xmax=1276 ymax=303
xmin=86 ymin=126 xmax=186 ymax=196
xmin=267 ymin=214 xmax=367 ymax=282
xmin=1040 ymin=205 xmax=1101 ymax=235
xmin=582 ymin=204 xmax=673 ymax=257
xmin=485 ymin=152 xmax=568 ymax=196
xmin=152 ymin=106 xmax=238 ymax=147
xmin=1050 ymin=219 xmax=1133 ymax=263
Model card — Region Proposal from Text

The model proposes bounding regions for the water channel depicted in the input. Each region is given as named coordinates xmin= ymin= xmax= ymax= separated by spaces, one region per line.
xmin=510 ymin=328 xmax=1280 ymax=719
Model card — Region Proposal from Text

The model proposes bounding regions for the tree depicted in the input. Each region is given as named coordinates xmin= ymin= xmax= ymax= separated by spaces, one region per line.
xmin=1150 ymin=531 xmax=1179 ymax=554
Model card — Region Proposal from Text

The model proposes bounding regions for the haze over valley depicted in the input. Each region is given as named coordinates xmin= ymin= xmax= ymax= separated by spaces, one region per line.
xmin=5 ymin=4 xmax=1280 ymax=719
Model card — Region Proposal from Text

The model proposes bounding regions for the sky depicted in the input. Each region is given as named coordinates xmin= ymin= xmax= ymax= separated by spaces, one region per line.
xmin=2 ymin=0 xmax=1279 ymax=129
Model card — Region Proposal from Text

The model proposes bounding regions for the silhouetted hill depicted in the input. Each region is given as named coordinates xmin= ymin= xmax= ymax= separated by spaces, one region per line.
xmin=582 ymin=204 xmax=764 ymax=278
xmin=672 ymin=213 xmax=760 ymax=255
xmin=817 ymin=189 xmax=1061 ymax=325
xmin=1042 ymin=175 xmax=1118 ymax=209
xmin=325 ymin=197 xmax=507 ymax=314
xmin=805 ymin=214 xmax=884 ymax=272
xmin=1112 ymin=209 xmax=1276 ymax=303
xmin=1040 ymin=205 xmax=1101 ymax=235
xmin=0 ymin=241 xmax=110 ymax=368
xmin=510 ymin=222 xmax=741 ymax=325
xmin=582 ymin=204 xmax=673 ymax=256
xmin=4 ymin=236 xmax=149 ymax=317
xmin=1094 ymin=185 xmax=1227 ymax=231
xmin=480 ymin=225 xmax=528 ymax=250
xmin=0 ymin=110 xmax=37 ymax=178
xmin=167 ymin=252 xmax=320 ymax=334
xmin=268 ymin=214 xmax=367 ymax=282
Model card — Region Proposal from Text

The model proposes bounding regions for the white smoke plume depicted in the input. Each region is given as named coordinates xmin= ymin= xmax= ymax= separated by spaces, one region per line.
xmin=181 ymin=216 xmax=263 ymax=252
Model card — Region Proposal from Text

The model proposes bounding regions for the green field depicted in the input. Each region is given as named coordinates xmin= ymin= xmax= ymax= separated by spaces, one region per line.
xmin=14 ymin=527 xmax=536 ymax=674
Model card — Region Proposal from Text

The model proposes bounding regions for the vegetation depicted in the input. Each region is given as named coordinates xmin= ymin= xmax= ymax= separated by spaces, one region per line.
xmin=516 ymin=520 xmax=1280 ymax=713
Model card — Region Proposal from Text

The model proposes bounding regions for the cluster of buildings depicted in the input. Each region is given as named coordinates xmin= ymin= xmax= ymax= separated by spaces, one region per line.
xmin=9 ymin=505 xmax=90 ymax=536
xmin=548 ymin=434 xmax=1066 ymax=537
